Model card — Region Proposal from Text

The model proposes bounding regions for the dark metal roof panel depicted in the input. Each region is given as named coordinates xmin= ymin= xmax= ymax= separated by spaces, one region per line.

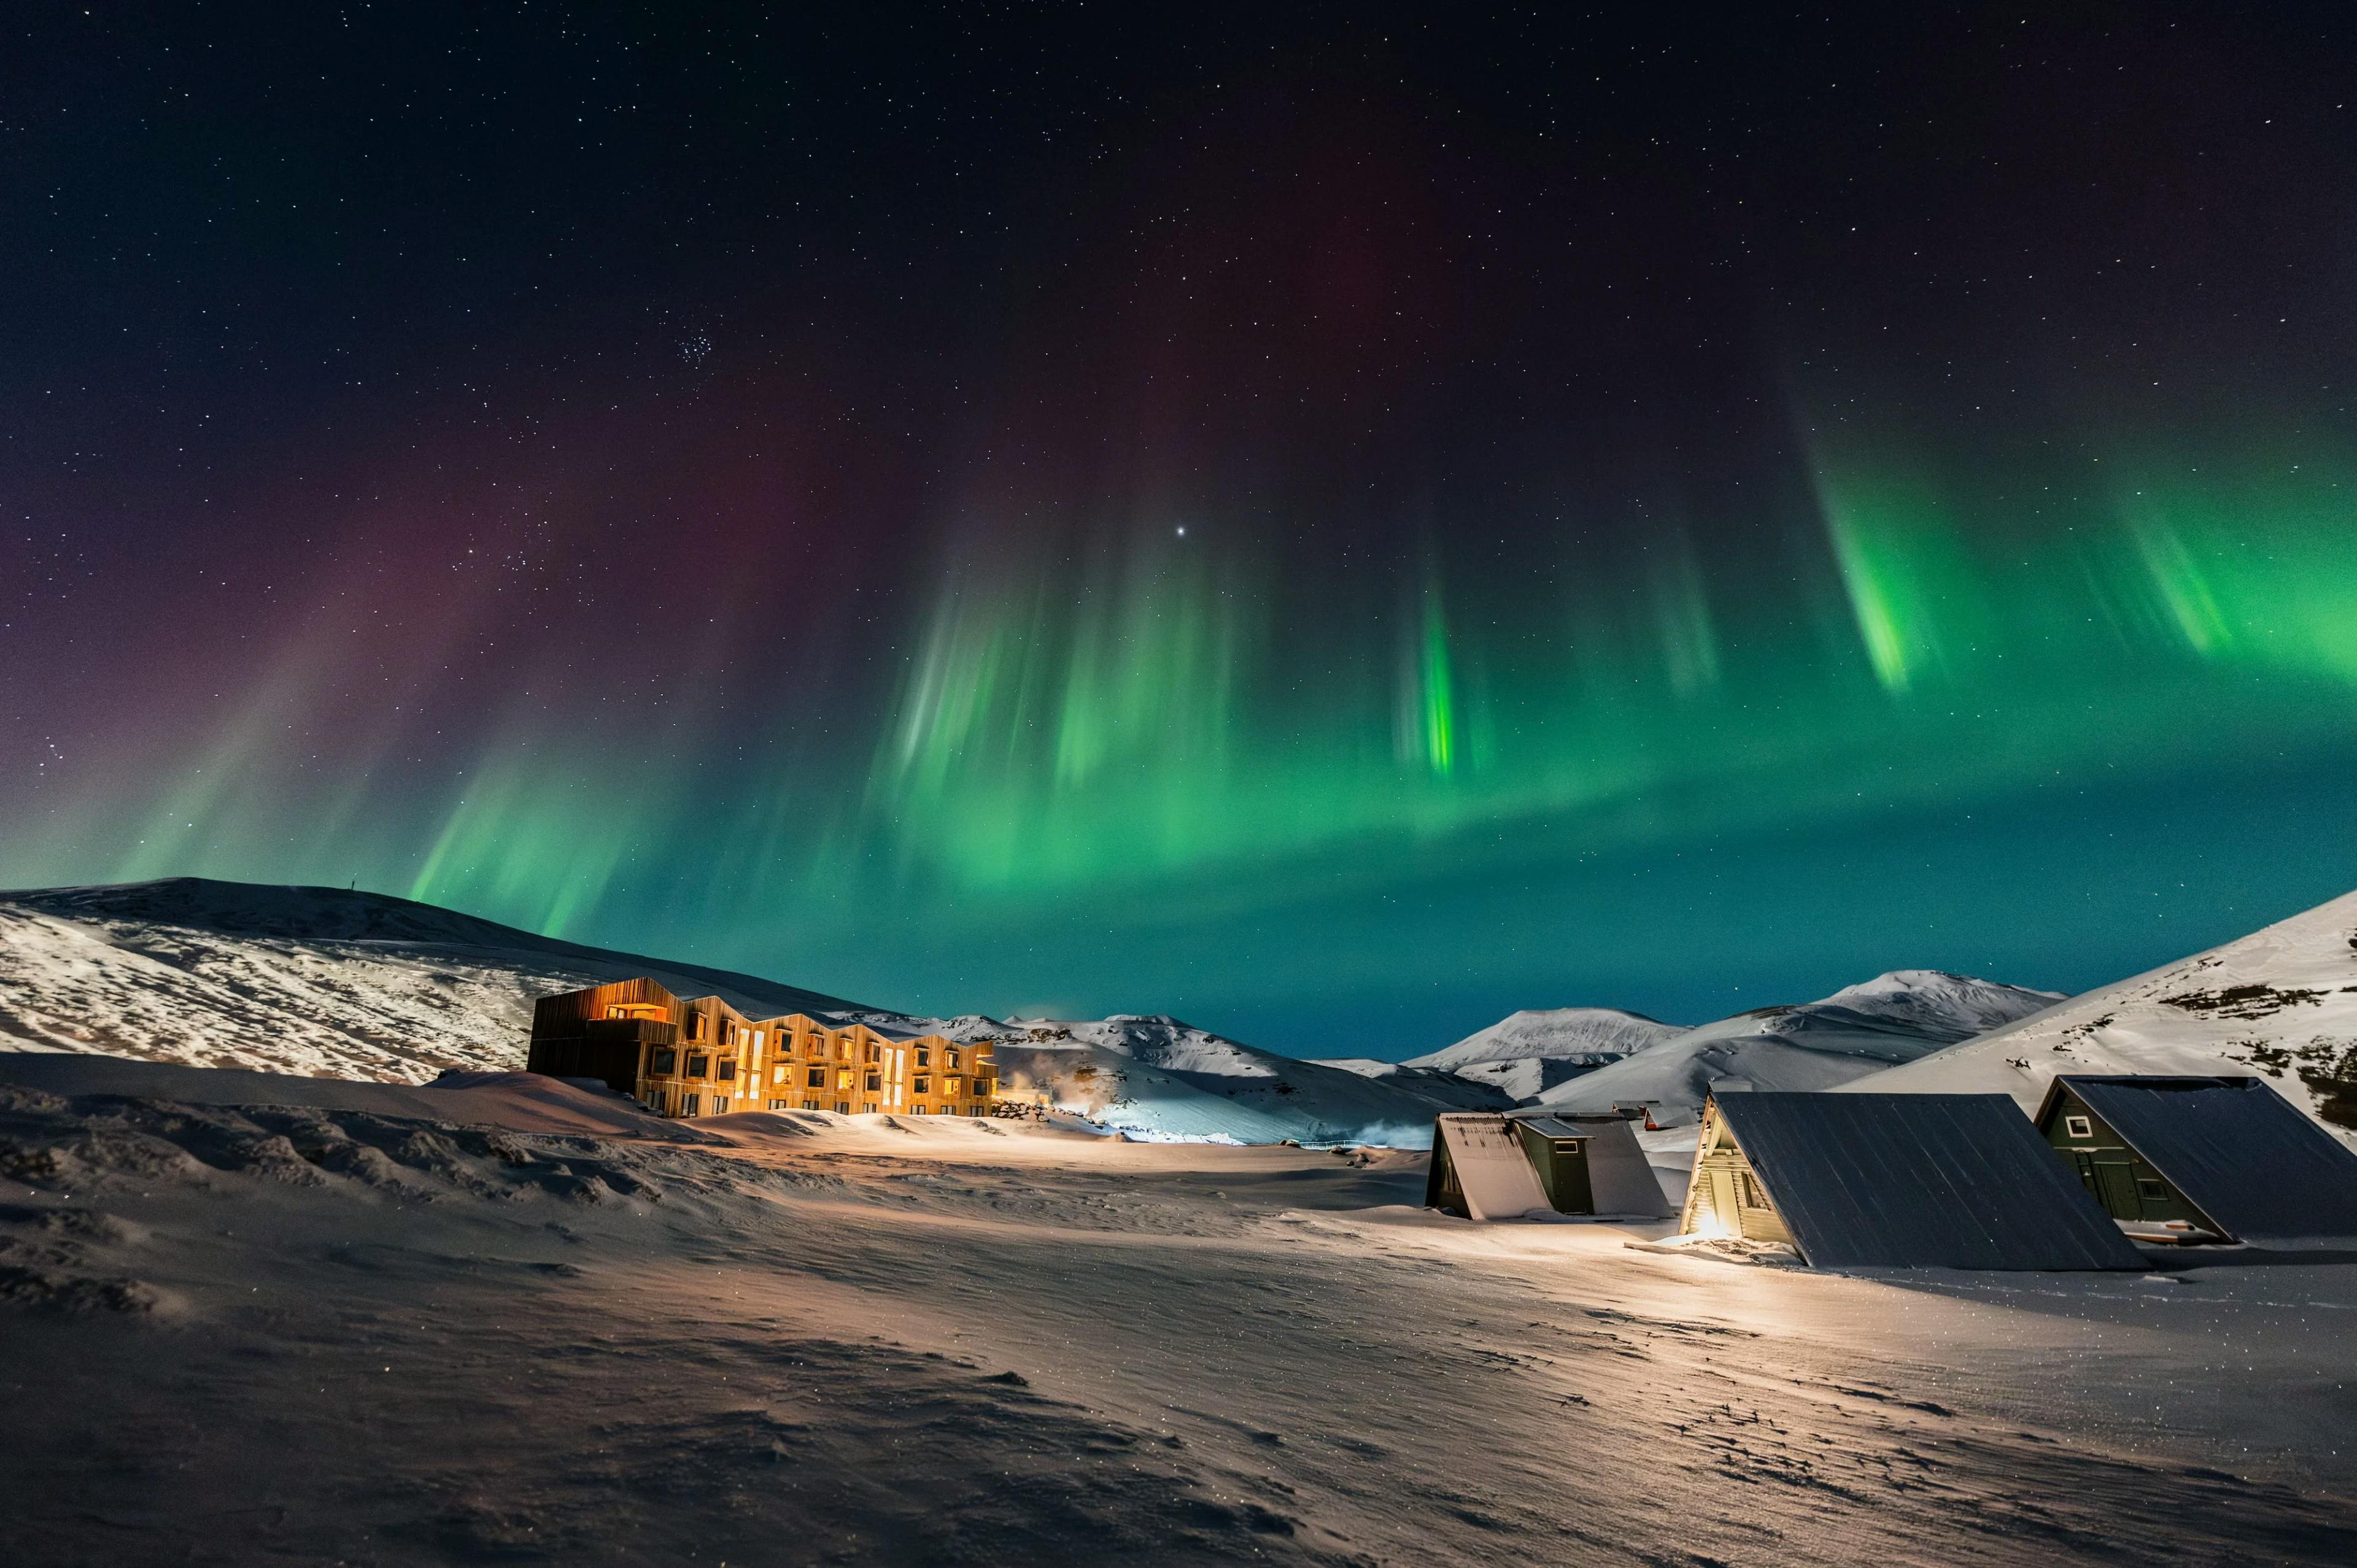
xmin=1714 ymin=1093 xmax=2148 ymax=1271
xmin=2061 ymin=1076 xmax=2357 ymax=1242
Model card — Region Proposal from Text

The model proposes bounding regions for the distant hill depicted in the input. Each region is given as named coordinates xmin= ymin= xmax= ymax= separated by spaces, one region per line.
xmin=0 ymin=878 xmax=1485 ymax=1145
xmin=1848 ymin=889 xmax=2357 ymax=1135
xmin=1531 ymin=971 xmax=2066 ymax=1126
xmin=1397 ymin=1006 xmax=1685 ymax=1101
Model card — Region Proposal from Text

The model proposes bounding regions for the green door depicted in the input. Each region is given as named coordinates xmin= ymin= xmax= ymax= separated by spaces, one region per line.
xmin=2092 ymin=1159 xmax=2140 ymax=1220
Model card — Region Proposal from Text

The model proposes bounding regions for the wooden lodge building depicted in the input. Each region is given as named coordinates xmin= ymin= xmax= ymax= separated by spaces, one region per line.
xmin=527 ymin=977 xmax=997 ymax=1120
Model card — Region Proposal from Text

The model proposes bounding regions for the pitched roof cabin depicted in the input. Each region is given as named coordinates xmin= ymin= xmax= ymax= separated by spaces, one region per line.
xmin=1425 ymin=1111 xmax=1671 ymax=1221
xmin=2036 ymin=1075 xmax=2357 ymax=1244
xmin=527 ymin=978 xmax=996 ymax=1120
xmin=1681 ymin=1092 xmax=2147 ymax=1271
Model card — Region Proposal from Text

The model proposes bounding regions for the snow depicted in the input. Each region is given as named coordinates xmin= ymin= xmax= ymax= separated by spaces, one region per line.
xmin=1397 ymin=1005 xmax=1684 ymax=1100
xmin=1849 ymin=889 xmax=2357 ymax=1142
xmin=1531 ymin=971 xmax=2065 ymax=1126
xmin=1 ymin=1048 xmax=2351 ymax=1564
xmin=0 ymin=881 xmax=1475 ymax=1148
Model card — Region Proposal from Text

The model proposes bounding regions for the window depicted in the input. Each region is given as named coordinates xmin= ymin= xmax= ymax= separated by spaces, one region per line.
xmin=774 ymin=1064 xmax=788 ymax=1084
xmin=716 ymin=1060 xmax=736 ymax=1081
xmin=754 ymin=1030 xmax=765 ymax=1050
xmin=1738 ymin=1172 xmax=1771 ymax=1211
xmin=801 ymin=1098 xmax=819 ymax=1111
xmin=2064 ymin=1115 xmax=2093 ymax=1140
xmin=945 ymin=1048 xmax=961 ymax=1069
xmin=913 ymin=1076 xmax=929 ymax=1095
xmin=860 ymin=1102 xmax=877 ymax=1114
xmin=686 ymin=1013 xmax=704 ymax=1041
xmin=681 ymin=1093 xmax=701 ymax=1116
xmin=865 ymin=1043 xmax=881 ymax=1063
xmin=2137 ymin=1177 xmax=2169 ymax=1200
xmin=916 ymin=1046 xmax=931 ymax=1067
xmin=912 ymin=1105 xmax=928 ymax=1115
xmin=805 ymin=1067 xmax=824 ymax=1088
xmin=686 ymin=1054 xmax=710 ymax=1078
xmin=865 ymin=1072 xmax=881 ymax=1092
xmin=945 ymin=1077 xmax=962 ymax=1097
xmin=837 ymin=1070 xmax=855 ymax=1091
xmin=650 ymin=1048 xmax=677 ymax=1075
xmin=836 ymin=1100 xmax=853 ymax=1114
xmin=767 ymin=1099 xmax=786 ymax=1111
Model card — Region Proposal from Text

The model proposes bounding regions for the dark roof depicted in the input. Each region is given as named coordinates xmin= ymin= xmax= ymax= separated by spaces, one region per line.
xmin=1513 ymin=1116 xmax=1597 ymax=1139
xmin=2049 ymin=1076 xmax=2357 ymax=1242
xmin=1714 ymin=1093 xmax=2147 ymax=1271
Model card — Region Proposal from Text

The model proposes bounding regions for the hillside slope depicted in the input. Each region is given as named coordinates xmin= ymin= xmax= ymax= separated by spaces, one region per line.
xmin=0 ymin=879 xmax=1473 ymax=1144
xmin=1851 ymin=889 xmax=2357 ymax=1133
xmin=1534 ymin=971 xmax=2066 ymax=1125
xmin=1398 ymin=1006 xmax=1686 ymax=1101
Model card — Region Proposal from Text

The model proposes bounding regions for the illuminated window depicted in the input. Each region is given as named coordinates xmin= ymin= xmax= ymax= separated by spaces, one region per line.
xmin=2065 ymin=1115 xmax=2093 ymax=1140
xmin=1738 ymin=1172 xmax=1771 ymax=1210
xmin=773 ymin=1064 xmax=787 ymax=1084
xmin=838 ymin=1070 xmax=855 ymax=1091
xmin=865 ymin=1043 xmax=881 ymax=1064
xmin=945 ymin=1077 xmax=962 ymax=1097
xmin=945 ymin=1048 xmax=961 ymax=1068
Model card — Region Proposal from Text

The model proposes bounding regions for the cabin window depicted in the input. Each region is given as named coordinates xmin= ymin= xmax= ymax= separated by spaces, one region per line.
xmin=681 ymin=1093 xmax=701 ymax=1116
xmin=913 ymin=1076 xmax=929 ymax=1095
xmin=865 ymin=1043 xmax=881 ymax=1064
xmin=686 ymin=1054 xmax=709 ymax=1078
xmin=945 ymin=1077 xmax=962 ymax=1097
xmin=912 ymin=1105 xmax=928 ymax=1115
xmin=2065 ymin=1114 xmax=2093 ymax=1140
xmin=650 ymin=1048 xmax=677 ymax=1074
xmin=1738 ymin=1172 xmax=1771 ymax=1211
xmin=916 ymin=1046 xmax=931 ymax=1067
xmin=865 ymin=1073 xmax=882 ymax=1092
xmin=716 ymin=1060 xmax=735 ymax=1081
xmin=686 ymin=1014 xmax=705 ymax=1041
xmin=837 ymin=1100 xmax=854 ymax=1114
xmin=2137 ymin=1177 xmax=2169 ymax=1200
xmin=801 ymin=1098 xmax=819 ymax=1111
xmin=773 ymin=1064 xmax=788 ymax=1084
xmin=945 ymin=1048 xmax=961 ymax=1068
xmin=805 ymin=1067 xmax=826 ymax=1088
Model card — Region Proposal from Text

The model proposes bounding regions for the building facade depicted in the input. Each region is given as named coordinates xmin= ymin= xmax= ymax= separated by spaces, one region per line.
xmin=526 ymin=977 xmax=996 ymax=1119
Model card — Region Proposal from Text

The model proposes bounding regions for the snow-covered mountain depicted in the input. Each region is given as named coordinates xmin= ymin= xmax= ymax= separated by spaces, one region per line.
xmin=1396 ymin=1006 xmax=1684 ymax=1101
xmin=1532 ymin=970 xmax=2067 ymax=1125
xmin=1851 ymin=889 xmax=2357 ymax=1136
xmin=0 ymin=878 xmax=1477 ymax=1146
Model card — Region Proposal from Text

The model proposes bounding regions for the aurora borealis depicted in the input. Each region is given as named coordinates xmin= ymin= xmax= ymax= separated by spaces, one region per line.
xmin=7 ymin=6 xmax=2357 ymax=1054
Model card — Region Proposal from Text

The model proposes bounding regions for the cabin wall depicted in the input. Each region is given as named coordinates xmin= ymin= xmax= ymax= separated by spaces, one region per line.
xmin=2040 ymin=1089 xmax=2202 ymax=1227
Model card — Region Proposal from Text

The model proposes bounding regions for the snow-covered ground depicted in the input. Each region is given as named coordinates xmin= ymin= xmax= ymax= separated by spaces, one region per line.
xmin=1852 ymin=889 xmax=2357 ymax=1140
xmin=1 ymin=1048 xmax=2350 ymax=1566
xmin=1532 ymin=971 xmax=2066 ymax=1126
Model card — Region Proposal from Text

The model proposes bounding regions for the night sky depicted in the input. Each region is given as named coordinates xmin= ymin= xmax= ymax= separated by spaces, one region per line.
xmin=7 ymin=4 xmax=2357 ymax=1057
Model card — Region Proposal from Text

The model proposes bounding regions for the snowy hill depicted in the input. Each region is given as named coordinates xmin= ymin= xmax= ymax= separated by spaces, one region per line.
xmin=0 ymin=878 xmax=1471 ymax=1145
xmin=945 ymin=1014 xmax=1487 ymax=1145
xmin=1532 ymin=971 xmax=2067 ymax=1126
xmin=1851 ymin=889 xmax=2357 ymax=1135
xmin=1397 ymin=1006 xmax=1685 ymax=1101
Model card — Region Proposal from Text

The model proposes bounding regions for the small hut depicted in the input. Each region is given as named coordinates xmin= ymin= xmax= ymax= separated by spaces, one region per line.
xmin=1680 ymin=1092 xmax=2146 ymax=1270
xmin=2036 ymin=1075 xmax=2357 ymax=1243
xmin=1425 ymin=1112 xmax=1671 ymax=1220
